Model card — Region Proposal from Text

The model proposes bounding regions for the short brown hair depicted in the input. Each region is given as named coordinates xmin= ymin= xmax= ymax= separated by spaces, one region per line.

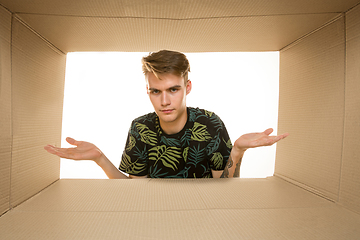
xmin=142 ymin=50 xmax=190 ymax=82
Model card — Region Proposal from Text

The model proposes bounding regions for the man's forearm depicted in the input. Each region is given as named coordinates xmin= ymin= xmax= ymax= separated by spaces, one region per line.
xmin=220 ymin=148 xmax=245 ymax=178
xmin=96 ymin=154 xmax=129 ymax=179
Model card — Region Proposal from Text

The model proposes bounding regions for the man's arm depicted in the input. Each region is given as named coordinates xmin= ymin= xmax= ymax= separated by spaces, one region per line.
xmin=44 ymin=137 xmax=145 ymax=179
xmin=211 ymin=148 xmax=244 ymax=178
xmin=219 ymin=148 xmax=244 ymax=178
xmin=212 ymin=128 xmax=289 ymax=178
xmin=93 ymin=153 xmax=129 ymax=179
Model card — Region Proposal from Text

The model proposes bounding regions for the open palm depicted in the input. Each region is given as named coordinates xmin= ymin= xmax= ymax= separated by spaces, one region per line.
xmin=44 ymin=137 xmax=103 ymax=162
xmin=234 ymin=128 xmax=289 ymax=151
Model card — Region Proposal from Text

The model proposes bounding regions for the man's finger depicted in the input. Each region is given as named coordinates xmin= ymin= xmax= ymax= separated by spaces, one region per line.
xmin=66 ymin=137 xmax=78 ymax=146
xmin=263 ymin=128 xmax=274 ymax=136
xmin=44 ymin=145 xmax=66 ymax=157
xmin=273 ymin=133 xmax=289 ymax=143
xmin=44 ymin=145 xmax=56 ymax=153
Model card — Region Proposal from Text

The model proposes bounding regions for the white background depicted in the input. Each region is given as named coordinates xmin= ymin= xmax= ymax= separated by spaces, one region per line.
xmin=60 ymin=51 xmax=280 ymax=179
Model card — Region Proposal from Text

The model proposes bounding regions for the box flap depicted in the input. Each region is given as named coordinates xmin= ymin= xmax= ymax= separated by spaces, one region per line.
xmin=10 ymin=17 xmax=66 ymax=207
xmin=1 ymin=178 xmax=360 ymax=239
xmin=276 ymin=16 xmax=345 ymax=201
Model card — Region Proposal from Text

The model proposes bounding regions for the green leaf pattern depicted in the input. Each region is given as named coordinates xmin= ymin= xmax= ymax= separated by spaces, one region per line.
xmin=223 ymin=138 xmax=232 ymax=149
xmin=149 ymin=145 xmax=182 ymax=171
xmin=119 ymin=107 xmax=232 ymax=178
xmin=210 ymin=152 xmax=224 ymax=169
xmin=206 ymin=133 xmax=221 ymax=155
xmin=136 ymin=122 xmax=157 ymax=146
xmin=120 ymin=152 xmax=146 ymax=175
xmin=126 ymin=135 xmax=136 ymax=152
xmin=190 ymin=122 xmax=212 ymax=142
xmin=183 ymin=147 xmax=189 ymax=162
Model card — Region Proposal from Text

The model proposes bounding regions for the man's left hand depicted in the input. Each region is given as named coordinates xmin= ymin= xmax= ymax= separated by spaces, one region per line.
xmin=234 ymin=128 xmax=289 ymax=153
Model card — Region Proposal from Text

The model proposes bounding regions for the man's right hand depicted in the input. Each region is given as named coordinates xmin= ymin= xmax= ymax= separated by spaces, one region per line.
xmin=44 ymin=137 xmax=103 ymax=163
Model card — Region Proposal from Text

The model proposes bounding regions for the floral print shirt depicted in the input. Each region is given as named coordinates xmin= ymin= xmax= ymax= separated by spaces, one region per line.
xmin=119 ymin=107 xmax=232 ymax=178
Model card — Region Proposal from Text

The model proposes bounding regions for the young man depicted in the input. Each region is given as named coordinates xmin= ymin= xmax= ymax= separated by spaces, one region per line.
xmin=44 ymin=50 xmax=288 ymax=179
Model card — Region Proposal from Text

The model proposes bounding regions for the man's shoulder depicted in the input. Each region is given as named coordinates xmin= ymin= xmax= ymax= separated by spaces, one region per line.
xmin=132 ymin=112 xmax=157 ymax=125
xmin=188 ymin=107 xmax=221 ymax=122
xmin=188 ymin=107 xmax=226 ymax=134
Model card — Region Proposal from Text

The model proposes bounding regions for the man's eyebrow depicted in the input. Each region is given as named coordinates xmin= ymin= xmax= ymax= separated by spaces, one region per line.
xmin=148 ymin=87 xmax=159 ymax=91
xmin=148 ymin=85 xmax=182 ymax=91
xmin=170 ymin=85 xmax=182 ymax=89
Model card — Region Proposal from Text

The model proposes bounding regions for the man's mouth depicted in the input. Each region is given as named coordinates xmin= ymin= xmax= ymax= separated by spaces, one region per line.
xmin=161 ymin=109 xmax=174 ymax=114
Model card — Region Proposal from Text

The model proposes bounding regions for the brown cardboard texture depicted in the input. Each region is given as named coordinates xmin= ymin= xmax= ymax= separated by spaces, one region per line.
xmin=1 ymin=0 xmax=360 ymax=239
xmin=339 ymin=4 xmax=360 ymax=214
xmin=2 ymin=178 xmax=360 ymax=239
xmin=276 ymin=16 xmax=345 ymax=201
xmin=0 ymin=0 xmax=358 ymax=52
xmin=10 ymin=16 xmax=66 ymax=208
xmin=0 ymin=6 xmax=11 ymax=216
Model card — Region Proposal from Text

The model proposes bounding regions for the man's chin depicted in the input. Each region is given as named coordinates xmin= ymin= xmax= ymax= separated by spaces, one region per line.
xmin=159 ymin=116 xmax=176 ymax=123
xmin=157 ymin=112 xmax=177 ymax=123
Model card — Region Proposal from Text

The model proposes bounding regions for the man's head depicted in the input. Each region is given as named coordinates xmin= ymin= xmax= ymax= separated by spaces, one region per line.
xmin=142 ymin=50 xmax=192 ymax=135
xmin=142 ymin=50 xmax=190 ymax=83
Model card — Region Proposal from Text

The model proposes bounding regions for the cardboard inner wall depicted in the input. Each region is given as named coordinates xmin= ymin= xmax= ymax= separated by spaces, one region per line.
xmin=0 ymin=6 xmax=67 ymax=212
xmin=339 ymin=5 xmax=360 ymax=214
xmin=2 ymin=0 xmax=352 ymax=52
xmin=3 ymin=178 xmax=360 ymax=240
xmin=0 ymin=6 xmax=12 ymax=215
xmin=276 ymin=3 xmax=360 ymax=214
xmin=276 ymin=16 xmax=345 ymax=201
xmin=15 ymin=12 xmax=340 ymax=53
xmin=0 ymin=0 xmax=360 ymax=220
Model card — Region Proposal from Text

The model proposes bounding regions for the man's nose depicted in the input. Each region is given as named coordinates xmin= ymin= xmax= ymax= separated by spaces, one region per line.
xmin=161 ymin=92 xmax=170 ymax=106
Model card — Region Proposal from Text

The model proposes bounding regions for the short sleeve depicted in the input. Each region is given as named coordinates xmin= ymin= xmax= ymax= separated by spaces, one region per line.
xmin=119 ymin=121 xmax=149 ymax=176
xmin=206 ymin=113 xmax=232 ymax=171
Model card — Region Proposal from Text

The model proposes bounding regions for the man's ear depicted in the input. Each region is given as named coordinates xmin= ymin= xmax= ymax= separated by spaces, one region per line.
xmin=186 ymin=80 xmax=192 ymax=95
xmin=146 ymin=85 xmax=149 ymax=94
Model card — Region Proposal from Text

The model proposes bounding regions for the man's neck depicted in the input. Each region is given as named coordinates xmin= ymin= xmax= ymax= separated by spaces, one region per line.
xmin=160 ymin=109 xmax=188 ymax=135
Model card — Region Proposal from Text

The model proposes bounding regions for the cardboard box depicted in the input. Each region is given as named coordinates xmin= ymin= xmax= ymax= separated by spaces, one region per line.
xmin=0 ymin=0 xmax=360 ymax=239
xmin=2 ymin=178 xmax=360 ymax=239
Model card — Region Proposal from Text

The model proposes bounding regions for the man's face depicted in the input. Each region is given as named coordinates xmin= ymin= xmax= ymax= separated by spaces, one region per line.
xmin=146 ymin=72 xmax=191 ymax=133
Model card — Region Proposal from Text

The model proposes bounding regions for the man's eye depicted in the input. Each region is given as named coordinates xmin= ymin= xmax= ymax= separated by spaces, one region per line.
xmin=170 ymin=88 xmax=178 ymax=93
xmin=151 ymin=90 xmax=159 ymax=94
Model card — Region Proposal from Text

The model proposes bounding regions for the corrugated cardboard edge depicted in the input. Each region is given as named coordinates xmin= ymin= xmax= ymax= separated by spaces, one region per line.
xmin=274 ymin=174 xmax=336 ymax=202
xmin=280 ymin=13 xmax=344 ymax=52
xmin=0 ymin=179 xmax=60 ymax=218
xmin=12 ymin=14 xmax=65 ymax=55
xmin=339 ymin=3 xmax=360 ymax=215
xmin=0 ymin=5 xmax=12 ymax=216
xmin=279 ymin=2 xmax=359 ymax=52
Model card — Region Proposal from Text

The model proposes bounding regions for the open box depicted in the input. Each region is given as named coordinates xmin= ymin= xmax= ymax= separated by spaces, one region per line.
xmin=1 ymin=0 xmax=360 ymax=239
